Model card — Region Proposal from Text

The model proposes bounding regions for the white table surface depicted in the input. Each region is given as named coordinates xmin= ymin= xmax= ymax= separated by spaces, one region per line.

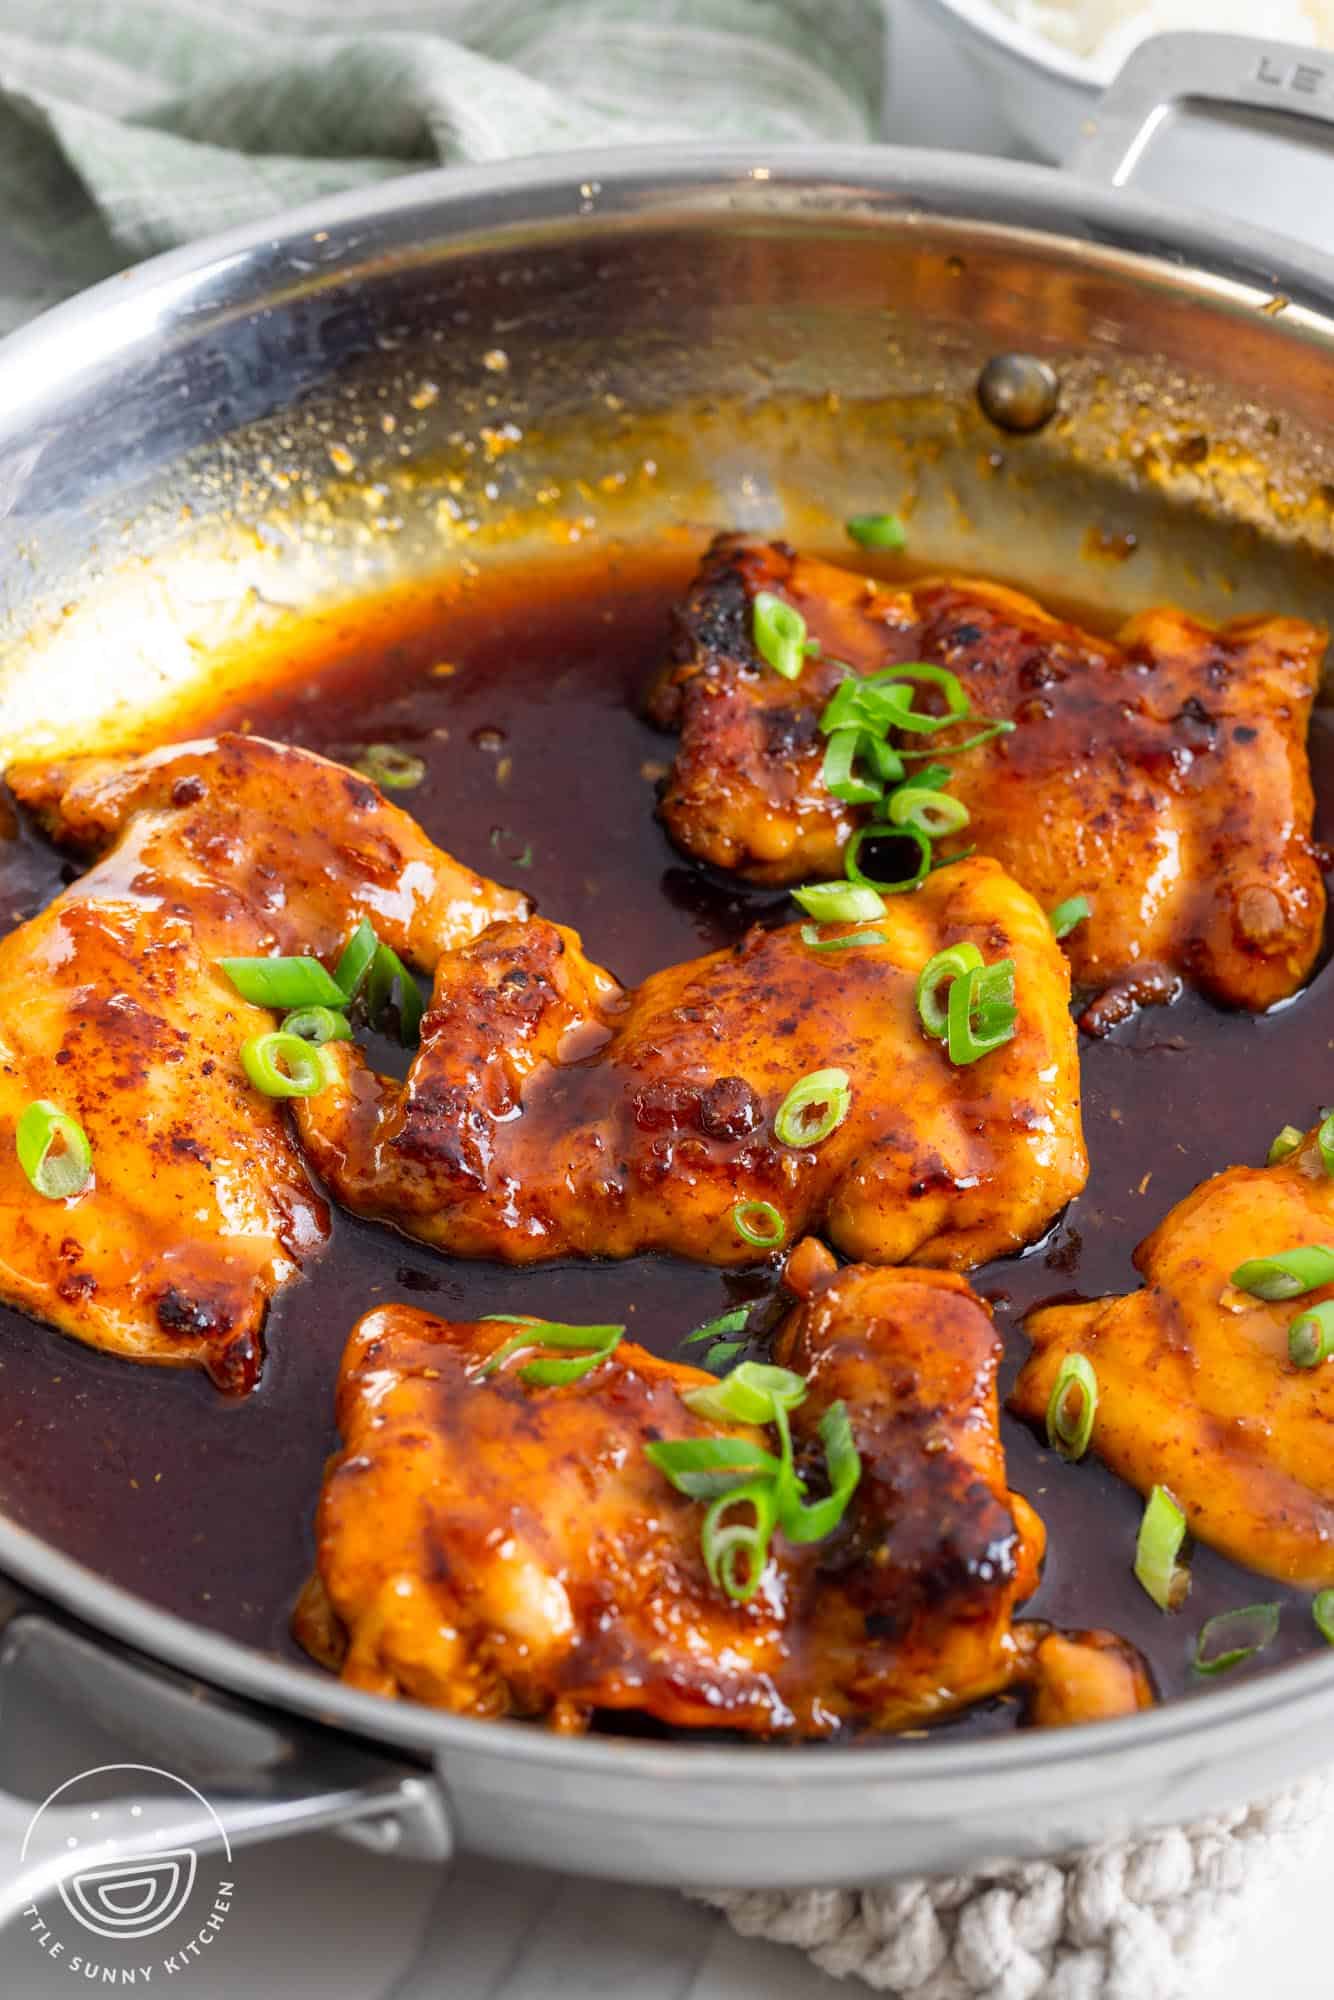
xmin=1 ymin=6 xmax=1329 ymax=1995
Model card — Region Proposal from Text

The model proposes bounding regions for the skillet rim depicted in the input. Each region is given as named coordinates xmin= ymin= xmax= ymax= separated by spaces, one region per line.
xmin=3 ymin=141 xmax=1334 ymax=1788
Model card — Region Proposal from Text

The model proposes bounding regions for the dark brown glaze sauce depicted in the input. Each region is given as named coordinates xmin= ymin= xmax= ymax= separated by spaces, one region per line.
xmin=1 ymin=550 xmax=1332 ymax=1741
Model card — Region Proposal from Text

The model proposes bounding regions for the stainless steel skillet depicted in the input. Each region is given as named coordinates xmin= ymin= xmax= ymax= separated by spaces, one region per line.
xmin=5 ymin=35 xmax=1334 ymax=1912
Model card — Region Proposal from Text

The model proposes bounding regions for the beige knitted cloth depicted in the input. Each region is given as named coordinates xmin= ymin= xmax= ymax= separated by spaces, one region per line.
xmin=696 ymin=1777 xmax=1329 ymax=1997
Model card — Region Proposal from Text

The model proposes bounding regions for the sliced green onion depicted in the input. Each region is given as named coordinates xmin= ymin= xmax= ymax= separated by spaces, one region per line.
xmin=776 ymin=1400 xmax=862 ymax=1543
xmin=800 ymin=923 xmax=888 ymax=953
xmin=1230 ymin=1245 xmax=1334 ymax=1301
xmin=1314 ymin=1590 xmax=1334 ymax=1645
xmin=1318 ymin=1112 xmax=1334 ymax=1176
xmin=1288 ymin=1300 xmax=1334 ymax=1367
xmin=792 ymin=881 xmax=887 ymax=923
xmin=752 ymin=590 xmax=807 ymax=681
xmin=1049 ymin=895 xmax=1091 ymax=940
xmin=281 ymin=1005 xmax=353 ymax=1045
xmin=1046 ymin=1353 xmax=1098 ymax=1460
xmin=844 ymin=824 xmax=932 ymax=895
xmin=240 ymin=1031 xmax=331 ymax=1099
xmin=219 ymin=955 xmax=346 ymax=1010
xmin=15 ymin=1100 xmax=92 ymax=1200
xmin=366 ymin=943 xmax=424 ymax=1047
xmin=703 ymin=1339 xmax=746 ymax=1369
xmin=645 ymin=1434 xmax=782 ymax=1501
xmin=1134 ymin=1484 xmax=1190 ymax=1611
xmin=907 ymin=762 xmax=952 ymax=794
xmin=929 ymin=844 xmax=976 ymax=874
xmin=479 ymin=1319 xmax=624 ymax=1386
xmin=1192 ymin=1603 xmax=1280 ymax=1675
xmin=773 ymin=1068 xmax=851 ymax=1149
xmin=354 ymin=743 xmax=426 ymax=790
xmin=886 ymin=786 xmax=970 ymax=838
xmin=683 ymin=1307 xmax=750 ymax=1348
xmin=946 ymin=958 xmax=1017 ymax=1065
xmin=731 ymin=1199 xmax=785 ymax=1250
xmin=845 ymin=512 xmax=906 ymax=551
xmin=701 ymin=1478 xmax=780 ymax=1601
xmin=821 ymin=728 xmax=884 ymax=805
xmin=1267 ymin=1124 xmax=1304 ymax=1166
xmin=334 ymin=917 xmax=379 ymax=1000
xmin=915 ymin=942 xmax=983 ymax=1040
xmin=861 ymin=663 xmax=970 ymax=736
xmin=819 ymin=665 xmax=968 ymax=741
xmin=899 ymin=720 xmax=1015 ymax=759
xmin=859 ymin=734 xmax=906 ymax=785
xmin=683 ymin=1361 xmax=807 ymax=1426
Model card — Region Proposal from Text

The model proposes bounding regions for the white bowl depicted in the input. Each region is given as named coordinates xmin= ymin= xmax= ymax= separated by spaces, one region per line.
xmin=911 ymin=0 xmax=1104 ymax=161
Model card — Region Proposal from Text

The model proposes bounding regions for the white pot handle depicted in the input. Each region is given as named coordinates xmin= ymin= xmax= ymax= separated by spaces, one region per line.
xmin=1068 ymin=31 xmax=1334 ymax=259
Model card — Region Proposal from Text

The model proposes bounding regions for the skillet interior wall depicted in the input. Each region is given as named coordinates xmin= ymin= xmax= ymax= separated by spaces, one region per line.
xmin=3 ymin=208 xmax=1334 ymax=758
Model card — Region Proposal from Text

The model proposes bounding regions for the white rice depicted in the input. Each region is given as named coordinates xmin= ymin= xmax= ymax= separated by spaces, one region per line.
xmin=992 ymin=0 xmax=1334 ymax=80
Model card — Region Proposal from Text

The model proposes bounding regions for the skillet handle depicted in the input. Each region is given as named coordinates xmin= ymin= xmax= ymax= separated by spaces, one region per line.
xmin=1067 ymin=31 xmax=1334 ymax=260
xmin=0 ymin=1582 xmax=451 ymax=1936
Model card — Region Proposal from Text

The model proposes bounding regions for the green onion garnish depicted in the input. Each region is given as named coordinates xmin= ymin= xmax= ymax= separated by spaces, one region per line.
xmin=844 ymin=824 xmax=932 ymax=895
xmin=773 ymin=1068 xmax=851 ymax=1149
xmin=774 ymin=1400 xmax=862 ymax=1543
xmin=886 ymin=786 xmax=970 ymax=838
xmin=1289 ymin=1300 xmax=1334 ymax=1367
xmin=683 ymin=1361 xmax=807 ymax=1426
xmin=282 ymin=1005 xmax=353 ymax=1045
xmin=1319 ymin=1112 xmax=1334 ymax=1177
xmin=752 ymin=590 xmax=807 ymax=681
xmin=354 ymin=743 xmax=426 ymax=790
xmin=15 ymin=1100 xmax=92 ymax=1200
xmin=683 ymin=1307 xmax=750 ymax=1348
xmin=1314 ymin=1590 xmax=1334 ymax=1645
xmin=910 ymin=762 xmax=953 ymax=794
xmin=334 ymin=917 xmax=379 ymax=1000
xmin=915 ymin=942 xmax=983 ymax=1040
xmin=1230 ymin=1245 xmax=1334 ymax=1301
xmin=818 ymin=664 xmax=968 ymax=741
xmin=929 ymin=844 xmax=977 ymax=874
xmin=648 ymin=1374 xmax=863 ymax=1602
xmin=701 ymin=1479 xmax=780 ymax=1601
xmin=218 ymin=955 xmax=347 ymax=1010
xmin=899 ymin=720 xmax=1016 ymax=758
xmin=1134 ymin=1484 xmax=1190 ymax=1611
xmin=479 ymin=1319 xmax=625 ymax=1387
xmin=799 ymin=923 xmax=888 ymax=952
xmin=792 ymin=882 xmax=887 ymax=923
xmin=845 ymin=512 xmax=906 ymax=551
xmin=946 ymin=958 xmax=1017 ymax=1066
xmin=704 ymin=1339 xmax=746 ymax=1368
xmin=1049 ymin=895 xmax=1091 ymax=940
xmin=365 ymin=943 xmax=424 ymax=1048
xmin=731 ymin=1199 xmax=786 ymax=1250
xmin=240 ymin=1031 xmax=332 ymax=1099
xmin=1267 ymin=1124 xmax=1304 ymax=1166
xmin=821 ymin=728 xmax=884 ymax=806
xmin=1045 ymin=1353 xmax=1097 ymax=1461
xmin=644 ymin=1434 xmax=782 ymax=1501
xmin=1192 ymin=1603 xmax=1280 ymax=1675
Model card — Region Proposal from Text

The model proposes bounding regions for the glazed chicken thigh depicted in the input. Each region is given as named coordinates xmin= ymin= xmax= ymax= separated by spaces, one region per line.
xmin=1013 ymin=1125 xmax=1334 ymax=1587
xmin=296 ymin=854 xmax=1086 ymax=1269
xmin=0 ymin=734 xmax=526 ymax=1388
xmin=295 ymin=1263 xmax=1049 ymax=1733
xmin=647 ymin=536 xmax=1326 ymax=1019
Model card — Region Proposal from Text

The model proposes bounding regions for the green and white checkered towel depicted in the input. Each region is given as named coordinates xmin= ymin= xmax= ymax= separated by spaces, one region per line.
xmin=0 ymin=0 xmax=885 ymax=332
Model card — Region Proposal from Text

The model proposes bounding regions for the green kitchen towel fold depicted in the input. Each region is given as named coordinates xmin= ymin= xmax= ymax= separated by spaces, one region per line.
xmin=0 ymin=0 xmax=885 ymax=332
